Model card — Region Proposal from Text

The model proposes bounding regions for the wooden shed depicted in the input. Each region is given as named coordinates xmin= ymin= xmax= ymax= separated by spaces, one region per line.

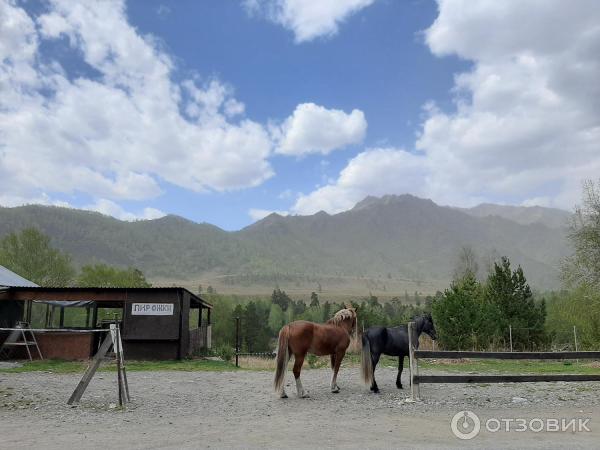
xmin=0 ymin=286 xmax=212 ymax=360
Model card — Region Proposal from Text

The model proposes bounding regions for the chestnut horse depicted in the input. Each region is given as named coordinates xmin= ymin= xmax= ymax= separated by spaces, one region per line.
xmin=274 ymin=307 xmax=357 ymax=398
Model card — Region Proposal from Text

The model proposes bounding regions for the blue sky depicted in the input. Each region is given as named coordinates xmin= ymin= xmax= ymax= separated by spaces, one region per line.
xmin=1 ymin=0 xmax=599 ymax=230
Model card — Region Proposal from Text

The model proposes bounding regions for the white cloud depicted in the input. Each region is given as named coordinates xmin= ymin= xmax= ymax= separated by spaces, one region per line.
xmin=248 ymin=208 xmax=289 ymax=221
xmin=0 ymin=193 xmax=71 ymax=209
xmin=272 ymin=103 xmax=366 ymax=156
xmin=0 ymin=0 xmax=274 ymax=208
xmin=292 ymin=148 xmax=428 ymax=214
xmin=416 ymin=0 xmax=600 ymax=209
xmin=86 ymin=199 xmax=166 ymax=222
xmin=245 ymin=0 xmax=376 ymax=43
xmin=293 ymin=0 xmax=600 ymax=214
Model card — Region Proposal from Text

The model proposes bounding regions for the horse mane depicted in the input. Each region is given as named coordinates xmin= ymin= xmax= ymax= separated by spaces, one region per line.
xmin=327 ymin=307 xmax=356 ymax=326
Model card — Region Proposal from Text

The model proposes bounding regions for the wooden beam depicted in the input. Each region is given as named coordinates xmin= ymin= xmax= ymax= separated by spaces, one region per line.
xmin=416 ymin=374 xmax=600 ymax=384
xmin=414 ymin=350 xmax=600 ymax=360
xmin=67 ymin=331 xmax=113 ymax=405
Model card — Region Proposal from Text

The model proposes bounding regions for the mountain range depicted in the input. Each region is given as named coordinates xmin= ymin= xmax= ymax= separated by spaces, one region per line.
xmin=0 ymin=195 xmax=572 ymax=292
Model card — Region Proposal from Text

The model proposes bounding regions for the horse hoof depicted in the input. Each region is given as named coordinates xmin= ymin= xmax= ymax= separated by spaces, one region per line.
xmin=396 ymin=384 xmax=403 ymax=390
xmin=331 ymin=388 xmax=340 ymax=394
xmin=280 ymin=393 xmax=288 ymax=399
xmin=300 ymin=393 xmax=310 ymax=398
xmin=372 ymin=388 xmax=380 ymax=394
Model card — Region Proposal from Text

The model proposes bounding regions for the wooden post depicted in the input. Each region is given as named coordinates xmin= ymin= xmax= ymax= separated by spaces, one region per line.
xmin=110 ymin=323 xmax=130 ymax=404
xmin=509 ymin=325 xmax=513 ymax=352
xmin=574 ymin=325 xmax=579 ymax=364
xmin=117 ymin=325 xmax=130 ymax=402
xmin=207 ymin=308 xmax=212 ymax=349
xmin=408 ymin=321 xmax=419 ymax=401
xmin=68 ymin=331 xmax=113 ymax=405
xmin=91 ymin=304 xmax=98 ymax=329
xmin=26 ymin=300 xmax=32 ymax=324
xmin=235 ymin=317 xmax=240 ymax=367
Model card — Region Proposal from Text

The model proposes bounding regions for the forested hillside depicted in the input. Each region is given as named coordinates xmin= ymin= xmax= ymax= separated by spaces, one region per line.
xmin=0 ymin=195 xmax=572 ymax=289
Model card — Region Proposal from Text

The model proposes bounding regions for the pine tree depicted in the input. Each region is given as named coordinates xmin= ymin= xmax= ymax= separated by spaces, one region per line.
xmin=310 ymin=292 xmax=319 ymax=308
xmin=485 ymin=257 xmax=546 ymax=349
xmin=271 ymin=288 xmax=291 ymax=311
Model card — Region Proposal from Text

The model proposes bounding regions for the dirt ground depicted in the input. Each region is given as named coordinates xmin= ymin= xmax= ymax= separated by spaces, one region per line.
xmin=1 ymin=366 xmax=599 ymax=449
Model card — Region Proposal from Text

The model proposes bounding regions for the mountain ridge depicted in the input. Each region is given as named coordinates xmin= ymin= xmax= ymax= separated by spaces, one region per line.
xmin=0 ymin=196 xmax=572 ymax=290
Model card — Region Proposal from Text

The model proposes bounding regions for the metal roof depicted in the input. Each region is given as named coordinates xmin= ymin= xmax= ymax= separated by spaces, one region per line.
xmin=0 ymin=265 xmax=38 ymax=288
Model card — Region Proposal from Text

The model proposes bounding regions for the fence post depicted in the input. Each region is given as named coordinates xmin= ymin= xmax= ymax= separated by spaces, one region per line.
xmin=235 ymin=317 xmax=240 ymax=368
xmin=408 ymin=321 xmax=419 ymax=401
xmin=574 ymin=325 xmax=579 ymax=364
xmin=509 ymin=325 xmax=513 ymax=352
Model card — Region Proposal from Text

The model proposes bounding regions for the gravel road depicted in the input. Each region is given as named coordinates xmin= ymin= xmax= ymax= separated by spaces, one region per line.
xmin=1 ymin=366 xmax=599 ymax=449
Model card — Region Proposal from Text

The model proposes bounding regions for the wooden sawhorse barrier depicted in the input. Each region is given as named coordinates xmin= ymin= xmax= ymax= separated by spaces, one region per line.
xmin=68 ymin=323 xmax=130 ymax=408
xmin=406 ymin=321 xmax=600 ymax=401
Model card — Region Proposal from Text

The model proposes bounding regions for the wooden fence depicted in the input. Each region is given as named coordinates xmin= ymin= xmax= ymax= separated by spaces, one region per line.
xmin=407 ymin=322 xmax=600 ymax=401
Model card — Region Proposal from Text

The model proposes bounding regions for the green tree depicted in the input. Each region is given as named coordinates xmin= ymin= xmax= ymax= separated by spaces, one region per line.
xmin=0 ymin=228 xmax=75 ymax=286
xmin=293 ymin=299 xmax=307 ymax=316
xmin=545 ymin=286 xmax=600 ymax=348
xmin=485 ymin=257 xmax=546 ymax=348
xmin=243 ymin=301 xmax=270 ymax=352
xmin=432 ymin=273 xmax=500 ymax=350
xmin=268 ymin=303 xmax=285 ymax=333
xmin=563 ymin=180 xmax=600 ymax=288
xmin=210 ymin=295 xmax=236 ymax=347
xmin=77 ymin=264 xmax=151 ymax=287
xmin=322 ymin=301 xmax=331 ymax=322
xmin=310 ymin=291 xmax=319 ymax=308
xmin=271 ymin=288 xmax=291 ymax=311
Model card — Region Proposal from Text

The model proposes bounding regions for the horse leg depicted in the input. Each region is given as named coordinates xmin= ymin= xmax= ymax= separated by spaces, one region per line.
xmin=280 ymin=353 xmax=292 ymax=398
xmin=370 ymin=352 xmax=381 ymax=393
xmin=330 ymin=349 xmax=345 ymax=393
xmin=293 ymin=353 xmax=309 ymax=398
xmin=396 ymin=355 xmax=404 ymax=389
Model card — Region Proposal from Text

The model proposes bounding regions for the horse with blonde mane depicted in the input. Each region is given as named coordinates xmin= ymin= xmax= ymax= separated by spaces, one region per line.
xmin=274 ymin=305 xmax=357 ymax=398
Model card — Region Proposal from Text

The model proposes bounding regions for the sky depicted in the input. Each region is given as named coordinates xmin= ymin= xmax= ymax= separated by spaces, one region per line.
xmin=1 ymin=0 xmax=599 ymax=230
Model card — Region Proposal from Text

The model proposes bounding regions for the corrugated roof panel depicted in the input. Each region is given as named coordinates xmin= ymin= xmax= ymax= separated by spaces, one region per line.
xmin=0 ymin=265 xmax=38 ymax=287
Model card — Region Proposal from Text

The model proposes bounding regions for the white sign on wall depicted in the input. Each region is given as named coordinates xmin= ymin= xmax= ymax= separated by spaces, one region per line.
xmin=131 ymin=303 xmax=174 ymax=316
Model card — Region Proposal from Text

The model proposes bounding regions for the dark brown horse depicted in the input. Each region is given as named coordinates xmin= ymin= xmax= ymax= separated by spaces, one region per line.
xmin=274 ymin=306 xmax=357 ymax=398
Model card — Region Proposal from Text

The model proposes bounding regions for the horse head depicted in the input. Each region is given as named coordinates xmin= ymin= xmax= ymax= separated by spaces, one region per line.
xmin=417 ymin=313 xmax=437 ymax=340
xmin=328 ymin=305 xmax=357 ymax=335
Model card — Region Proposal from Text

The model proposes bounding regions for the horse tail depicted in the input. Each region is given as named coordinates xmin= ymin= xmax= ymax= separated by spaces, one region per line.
xmin=274 ymin=325 xmax=290 ymax=393
xmin=361 ymin=332 xmax=373 ymax=386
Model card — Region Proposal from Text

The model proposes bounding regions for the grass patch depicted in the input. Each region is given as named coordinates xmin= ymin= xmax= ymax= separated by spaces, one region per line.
xmin=111 ymin=359 xmax=238 ymax=372
xmin=420 ymin=359 xmax=600 ymax=374
xmin=3 ymin=357 xmax=600 ymax=375
xmin=0 ymin=360 xmax=87 ymax=374
xmin=0 ymin=358 xmax=239 ymax=374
